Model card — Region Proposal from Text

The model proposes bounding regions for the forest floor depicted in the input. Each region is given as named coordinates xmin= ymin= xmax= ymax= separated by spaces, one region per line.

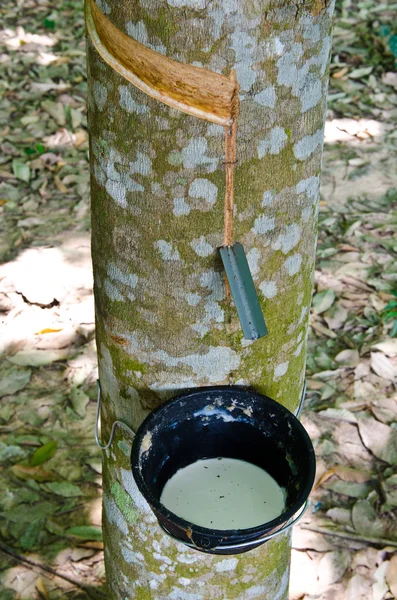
xmin=0 ymin=0 xmax=397 ymax=598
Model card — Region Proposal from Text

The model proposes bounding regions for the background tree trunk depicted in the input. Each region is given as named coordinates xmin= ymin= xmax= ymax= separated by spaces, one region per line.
xmin=87 ymin=0 xmax=335 ymax=596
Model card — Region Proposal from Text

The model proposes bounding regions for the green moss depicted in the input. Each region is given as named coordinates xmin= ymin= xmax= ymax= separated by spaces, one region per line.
xmin=108 ymin=341 xmax=147 ymax=377
xmin=265 ymin=0 xmax=328 ymax=14
xmin=146 ymin=8 xmax=180 ymax=41
xmin=111 ymin=482 xmax=138 ymax=525
xmin=234 ymin=148 xmax=307 ymax=221
xmin=134 ymin=585 xmax=153 ymax=600
xmin=117 ymin=440 xmax=131 ymax=457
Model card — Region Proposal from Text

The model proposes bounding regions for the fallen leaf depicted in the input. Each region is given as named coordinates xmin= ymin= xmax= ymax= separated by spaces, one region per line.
xmin=345 ymin=573 xmax=372 ymax=599
xmin=31 ymin=441 xmax=58 ymax=466
xmin=334 ymin=349 xmax=360 ymax=368
xmin=313 ymin=289 xmax=336 ymax=314
xmin=348 ymin=66 xmax=373 ymax=79
xmin=46 ymin=519 xmax=65 ymax=536
xmin=306 ymin=379 xmax=325 ymax=390
xmin=73 ymin=130 xmax=87 ymax=147
xmin=315 ymin=468 xmax=336 ymax=489
xmin=312 ymin=369 xmax=343 ymax=379
xmin=320 ymin=383 xmax=337 ymax=401
xmin=70 ymin=108 xmax=83 ymax=129
xmin=351 ymin=548 xmax=380 ymax=571
xmin=11 ymin=464 xmax=56 ymax=482
xmin=87 ymin=460 xmax=102 ymax=474
xmin=54 ymin=174 xmax=68 ymax=193
xmin=323 ymin=302 xmax=349 ymax=330
xmin=70 ymin=387 xmax=90 ymax=417
xmin=12 ymin=159 xmax=30 ymax=183
xmin=371 ymin=352 xmax=397 ymax=381
xmin=69 ymin=548 xmax=96 ymax=561
xmin=66 ymin=526 xmax=103 ymax=541
xmin=347 ymin=158 xmax=367 ymax=167
xmin=44 ymin=128 xmax=75 ymax=148
xmin=336 ymin=262 xmax=370 ymax=280
xmin=354 ymin=361 xmax=370 ymax=380
xmin=333 ymin=465 xmax=374 ymax=483
xmin=41 ymin=100 xmax=66 ymax=126
xmin=370 ymin=293 xmax=386 ymax=312
xmin=31 ymin=80 xmax=70 ymax=93
xmin=372 ymin=340 xmax=397 ymax=357
xmin=77 ymin=540 xmax=104 ymax=550
xmin=372 ymin=398 xmax=397 ymax=424
xmin=35 ymin=328 xmax=63 ymax=335
xmin=53 ymin=56 xmax=71 ymax=66
xmin=35 ymin=577 xmax=49 ymax=600
xmin=40 ymin=152 xmax=63 ymax=166
xmin=21 ymin=519 xmax=42 ymax=550
xmin=381 ymin=475 xmax=397 ymax=508
xmin=292 ymin=526 xmax=334 ymax=551
xmin=318 ymin=408 xmax=357 ymax=423
xmin=45 ymin=482 xmax=83 ymax=497
xmin=352 ymin=500 xmax=385 ymax=538
xmin=0 ymin=170 xmax=15 ymax=179
xmin=0 ymin=365 xmax=31 ymax=397
xmin=383 ymin=72 xmax=397 ymax=88
xmin=354 ymin=380 xmax=378 ymax=401
xmin=358 ymin=418 xmax=397 ymax=464
xmin=386 ymin=555 xmax=397 ymax=598
xmin=326 ymin=507 xmax=352 ymax=526
xmin=318 ymin=550 xmax=350 ymax=588
xmin=8 ymin=348 xmax=75 ymax=367
xmin=332 ymin=67 xmax=349 ymax=79
xmin=316 ymin=437 xmax=337 ymax=457
xmin=311 ymin=321 xmax=337 ymax=338
xmin=373 ymin=561 xmax=389 ymax=600
xmin=324 ymin=479 xmax=375 ymax=498
xmin=0 ymin=444 xmax=26 ymax=463
xmin=290 ymin=549 xmax=320 ymax=599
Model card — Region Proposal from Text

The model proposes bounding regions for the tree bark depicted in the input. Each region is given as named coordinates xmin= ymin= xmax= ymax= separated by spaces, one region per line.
xmin=86 ymin=0 xmax=335 ymax=597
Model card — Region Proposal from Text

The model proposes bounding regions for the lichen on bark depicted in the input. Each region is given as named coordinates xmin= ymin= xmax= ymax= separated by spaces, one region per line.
xmin=87 ymin=0 xmax=335 ymax=596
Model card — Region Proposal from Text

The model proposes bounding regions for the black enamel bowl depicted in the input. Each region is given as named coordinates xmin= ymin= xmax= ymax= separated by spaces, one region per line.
xmin=131 ymin=386 xmax=315 ymax=554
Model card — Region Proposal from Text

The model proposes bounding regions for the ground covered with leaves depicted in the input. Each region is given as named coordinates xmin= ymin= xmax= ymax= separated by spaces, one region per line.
xmin=0 ymin=0 xmax=397 ymax=598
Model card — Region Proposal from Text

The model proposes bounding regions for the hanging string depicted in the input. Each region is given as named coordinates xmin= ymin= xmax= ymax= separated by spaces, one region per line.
xmin=223 ymin=70 xmax=239 ymax=248
xmin=223 ymin=71 xmax=239 ymax=298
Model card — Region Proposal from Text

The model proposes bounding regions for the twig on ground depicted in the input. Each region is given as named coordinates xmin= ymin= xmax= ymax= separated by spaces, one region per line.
xmin=301 ymin=525 xmax=397 ymax=548
xmin=0 ymin=541 xmax=106 ymax=599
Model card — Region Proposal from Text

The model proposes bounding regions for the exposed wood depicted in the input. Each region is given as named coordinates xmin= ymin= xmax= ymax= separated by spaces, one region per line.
xmin=85 ymin=0 xmax=239 ymax=126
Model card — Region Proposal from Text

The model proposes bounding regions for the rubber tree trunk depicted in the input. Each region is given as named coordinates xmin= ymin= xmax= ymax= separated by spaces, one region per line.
xmin=87 ymin=0 xmax=335 ymax=597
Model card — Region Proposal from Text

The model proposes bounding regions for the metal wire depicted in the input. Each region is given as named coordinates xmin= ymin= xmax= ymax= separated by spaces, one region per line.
xmin=294 ymin=379 xmax=307 ymax=418
xmin=95 ymin=380 xmax=135 ymax=450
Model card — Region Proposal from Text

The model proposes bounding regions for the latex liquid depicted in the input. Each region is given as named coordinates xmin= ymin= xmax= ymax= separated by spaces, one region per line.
xmin=160 ymin=457 xmax=286 ymax=530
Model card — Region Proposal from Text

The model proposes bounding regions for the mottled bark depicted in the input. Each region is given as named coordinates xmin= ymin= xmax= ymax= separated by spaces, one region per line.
xmin=86 ymin=0 xmax=335 ymax=597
